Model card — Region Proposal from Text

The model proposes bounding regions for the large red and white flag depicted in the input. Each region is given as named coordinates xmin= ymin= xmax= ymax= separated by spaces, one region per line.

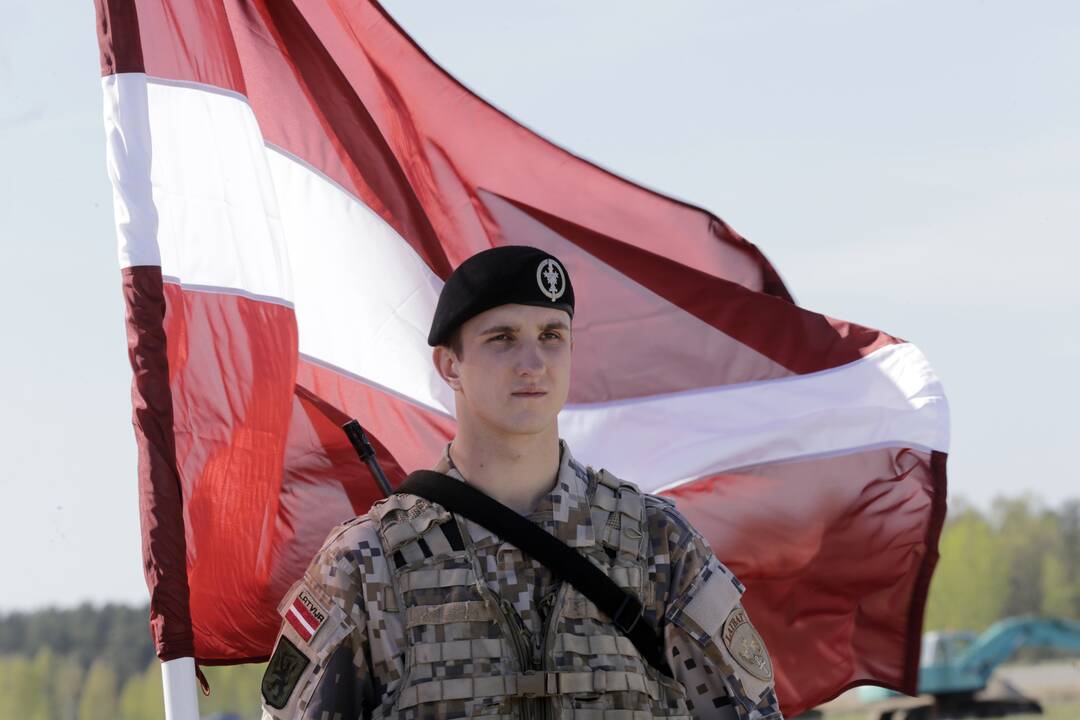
xmin=95 ymin=0 xmax=948 ymax=714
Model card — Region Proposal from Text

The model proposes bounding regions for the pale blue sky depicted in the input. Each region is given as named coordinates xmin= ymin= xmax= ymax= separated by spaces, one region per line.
xmin=1 ymin=1 xmax=1077 ymax=612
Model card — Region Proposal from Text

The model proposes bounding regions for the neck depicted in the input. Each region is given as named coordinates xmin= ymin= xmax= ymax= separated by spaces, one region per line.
xmin=449 ymin=420 xmax=561 ymax=515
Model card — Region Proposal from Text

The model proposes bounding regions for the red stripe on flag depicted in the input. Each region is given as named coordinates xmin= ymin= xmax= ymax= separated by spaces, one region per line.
xmin=493 ymin=194 xmax=899 ymax=375
xmin=157 ymin=281 xmax=303 ymax=663
xmin=121 ymin=267 xmax=194 ymax=662
xmin=94 ymin=0 xmax=144 ymax=76
xmin=665 ymin=446 xmax=947 ymax=707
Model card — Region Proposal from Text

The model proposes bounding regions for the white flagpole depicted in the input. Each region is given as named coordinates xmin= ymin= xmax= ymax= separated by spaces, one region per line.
xmin=161 ymin=657 xmax=200 ymax=720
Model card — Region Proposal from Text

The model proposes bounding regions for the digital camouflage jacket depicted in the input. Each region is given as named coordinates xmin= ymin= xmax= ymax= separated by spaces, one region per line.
xmin=261 ymin=443 xmax=783 ymax=719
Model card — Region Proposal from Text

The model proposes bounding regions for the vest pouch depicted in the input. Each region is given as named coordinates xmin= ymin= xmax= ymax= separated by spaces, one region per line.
xmin=393 ymin=598 xmax=522 ymax=718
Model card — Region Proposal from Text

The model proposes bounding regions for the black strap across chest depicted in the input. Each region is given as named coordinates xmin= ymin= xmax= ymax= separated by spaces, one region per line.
xmin=395 ymin=470 xmax=670 ymax=676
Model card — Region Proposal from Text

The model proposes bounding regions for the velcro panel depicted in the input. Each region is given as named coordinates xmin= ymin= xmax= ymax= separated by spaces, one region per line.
xmin=557 ymin=632 xmax=638 ymax=657
xmin=668 ymin=563 xmax=743 ymax=642
xmin=399 ymin=567 xmax=474 ymax=592
xmin=412 ymin=637 xmax=506 ymax=663
xmin=405 ymin=600 xmax=494 ymax=628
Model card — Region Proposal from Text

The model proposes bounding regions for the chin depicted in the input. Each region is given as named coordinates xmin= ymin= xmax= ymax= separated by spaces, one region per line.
xmin=490 ymin=412 xmax=559 ymax=437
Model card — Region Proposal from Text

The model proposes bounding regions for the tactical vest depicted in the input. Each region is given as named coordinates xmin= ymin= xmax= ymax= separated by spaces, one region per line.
xmin=367 ymin=465 xmax=691 ymax=720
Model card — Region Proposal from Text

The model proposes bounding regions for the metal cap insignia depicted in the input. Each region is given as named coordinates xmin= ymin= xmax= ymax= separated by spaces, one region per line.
xmin=536 ymin=258 xmax=566 ymax=301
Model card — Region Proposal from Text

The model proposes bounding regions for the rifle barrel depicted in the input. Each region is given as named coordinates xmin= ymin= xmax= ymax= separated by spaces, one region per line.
xmin=342 ymin=419 xmax=393 ymax=497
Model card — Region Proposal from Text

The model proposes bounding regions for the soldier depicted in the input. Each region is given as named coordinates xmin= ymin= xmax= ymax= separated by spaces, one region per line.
xmin=261 ymin=245 xmax=784 ymax=719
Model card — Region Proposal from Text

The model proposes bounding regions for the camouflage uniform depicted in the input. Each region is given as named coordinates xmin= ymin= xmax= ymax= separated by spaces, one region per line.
xmin=261 ymin=442 xmax=783 ymax=719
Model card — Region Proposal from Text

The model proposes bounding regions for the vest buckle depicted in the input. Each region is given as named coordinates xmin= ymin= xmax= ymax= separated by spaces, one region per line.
xmin=517 ymin=671 xmax=556 ymax=697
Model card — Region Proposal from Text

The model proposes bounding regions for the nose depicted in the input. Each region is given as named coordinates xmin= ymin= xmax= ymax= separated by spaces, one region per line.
xmin=515 ymin=340 xmax=545 ymax=377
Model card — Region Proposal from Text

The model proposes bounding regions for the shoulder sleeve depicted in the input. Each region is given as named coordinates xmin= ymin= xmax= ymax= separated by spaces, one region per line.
xmin=261 ymin=518 xmax=383 ymax=719
xmin=649 ymin=500 xmax=784 ymax=720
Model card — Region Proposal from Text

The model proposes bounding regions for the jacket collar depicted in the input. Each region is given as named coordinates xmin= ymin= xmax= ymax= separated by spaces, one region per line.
xmin=436 ymin=440 xmax=596 ymax=550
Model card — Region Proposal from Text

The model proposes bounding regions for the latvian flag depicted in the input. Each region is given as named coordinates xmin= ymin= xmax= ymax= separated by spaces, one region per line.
xmin=285 ymin=589 xmax=327 ymax=643
xmin=95 ymin=0 xmax=948 ymax=715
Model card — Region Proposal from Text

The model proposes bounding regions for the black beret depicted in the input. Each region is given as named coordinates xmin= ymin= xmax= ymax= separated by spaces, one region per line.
xmin=428 ymin=245 xmax=575 ymax=346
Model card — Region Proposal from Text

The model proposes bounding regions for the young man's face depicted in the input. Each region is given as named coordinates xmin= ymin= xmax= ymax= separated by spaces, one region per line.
xmin=434 ymin=303 xmax=572 ymax=437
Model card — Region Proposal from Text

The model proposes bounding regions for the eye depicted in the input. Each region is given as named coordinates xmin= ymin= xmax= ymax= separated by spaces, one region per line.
xmin=488 ymin=333 xmax=513 ymax=343
xmin=540 ymin=331 xmax=563 ymax=341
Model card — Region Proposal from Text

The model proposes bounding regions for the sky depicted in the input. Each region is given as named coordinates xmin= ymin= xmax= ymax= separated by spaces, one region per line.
xmin=0 ymin=1 xmax=1077 ymax=613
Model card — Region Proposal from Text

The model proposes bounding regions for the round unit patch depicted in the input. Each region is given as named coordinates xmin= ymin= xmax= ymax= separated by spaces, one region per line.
xmin=536 ymin=258 xmax=566 ymax=301
xmin=721 ymin=607 xmax=774 ymax=681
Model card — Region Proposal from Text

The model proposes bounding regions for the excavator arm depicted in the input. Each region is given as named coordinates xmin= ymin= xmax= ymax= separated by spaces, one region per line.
xmin=955 ymin=617 xmax=1080 ymax=687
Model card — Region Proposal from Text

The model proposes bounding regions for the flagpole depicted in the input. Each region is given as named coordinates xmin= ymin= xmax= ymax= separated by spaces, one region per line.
xmin=161 ymin=657 xmax=200 ymax=720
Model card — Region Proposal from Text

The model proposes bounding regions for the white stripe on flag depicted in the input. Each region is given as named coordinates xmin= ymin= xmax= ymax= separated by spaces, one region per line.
xmin=103 ymin=74 xmax=294 ymax=303
xmin=563 ymin=341 xmax=949 ymax=492
xmin=103 ymin=74 xmax=950 ymax=489
xmin=266 ymin=145 xmax=452 ymax=415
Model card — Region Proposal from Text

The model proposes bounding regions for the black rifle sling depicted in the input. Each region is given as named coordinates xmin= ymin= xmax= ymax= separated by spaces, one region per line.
xmin=395 ymin=470 xmax=670 ymax=676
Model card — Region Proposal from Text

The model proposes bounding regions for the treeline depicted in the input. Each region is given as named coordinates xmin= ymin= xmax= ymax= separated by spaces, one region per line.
xmin=0 ymin=649 xmax=265 ymax=720
xmin=2 ymin=496 xmax=1078 ymax=718
xmin=0 ymin=604 xmax=154 ymax=687
xmin=923 ymin=497 xmax=1080 ymax=632
xmin=0 ymin=603 xmax=266 ymax=719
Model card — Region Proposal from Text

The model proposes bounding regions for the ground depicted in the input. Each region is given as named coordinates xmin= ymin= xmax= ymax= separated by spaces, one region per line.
xmin=806 ymin=660 xmax=1080 ymax=720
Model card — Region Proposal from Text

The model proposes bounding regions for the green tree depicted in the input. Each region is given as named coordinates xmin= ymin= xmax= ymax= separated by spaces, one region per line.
xmin=994 ymin=496 xmax=1062 ymax=617
xmin=0 ymin=655 xmax=36 ymax=720
xmin=1056 ymin=500 xmax=1080 ymax=619
xmin=1041 ymin=552 xmax=1075 ymax=618
xmin=0 ymin=602 xmax=154 ymax=691
xmin=28 ymin=648 xmax=62 ymax=720
xmin=78 ymin=660 xmax=118 ymax=720
xmin=925 ymin=506 xmax=1009 ymax=631
xmin=54 ymin=653 xmax=84 ymax=720
xmin=118 ymin=659 xmax=164 ymax=720
xmin=199 ymin=663 xmax=267 ymax=720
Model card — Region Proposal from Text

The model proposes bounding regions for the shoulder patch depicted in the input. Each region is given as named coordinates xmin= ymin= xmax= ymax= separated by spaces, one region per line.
xmin=284 ymin=587 xmax=329 ymax=642
xmin=261 ymin=636 xmax=310 ymax=709
xmin=722 ymin=607 xmax=774 ymax=681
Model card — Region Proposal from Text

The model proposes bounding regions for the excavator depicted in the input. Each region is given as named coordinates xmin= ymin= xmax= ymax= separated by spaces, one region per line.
xmin=858 ymin=616 xmax=1080 ymax=719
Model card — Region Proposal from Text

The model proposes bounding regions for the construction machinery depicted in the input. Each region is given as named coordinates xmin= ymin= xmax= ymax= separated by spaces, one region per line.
xmin=858 ymin=616 xmax=1080 ymax=719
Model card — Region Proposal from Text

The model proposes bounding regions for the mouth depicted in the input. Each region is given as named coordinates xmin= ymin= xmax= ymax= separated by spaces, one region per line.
xmin=511 ymin=389 xmax=548 ymax=398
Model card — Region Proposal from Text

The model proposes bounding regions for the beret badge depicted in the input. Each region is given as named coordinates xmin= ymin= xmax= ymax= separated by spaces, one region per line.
xmin=536 ymin=258 xmax=567 ymax=302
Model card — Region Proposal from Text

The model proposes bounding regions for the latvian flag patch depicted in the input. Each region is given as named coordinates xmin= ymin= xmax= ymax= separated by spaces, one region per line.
xmin=285 ymin=588 xmax=329 ymax=642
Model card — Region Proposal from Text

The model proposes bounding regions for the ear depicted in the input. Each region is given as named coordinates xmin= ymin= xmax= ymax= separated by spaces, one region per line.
xmin=432 ymin=346 xmax=463 ymax=392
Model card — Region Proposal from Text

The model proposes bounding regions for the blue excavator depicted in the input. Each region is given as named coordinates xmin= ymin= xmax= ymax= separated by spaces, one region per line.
xmin=858 ymin=617 xmax=1080 ymax=719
